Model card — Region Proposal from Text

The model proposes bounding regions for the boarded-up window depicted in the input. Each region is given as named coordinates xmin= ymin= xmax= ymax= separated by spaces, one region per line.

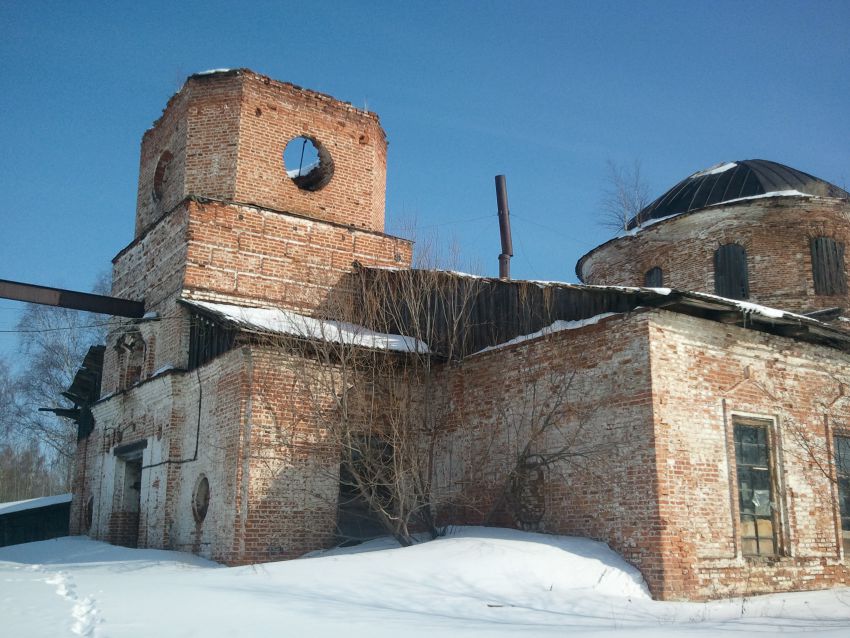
xmin=714 ymin=243 xmax=749 ymax=300
xmin=644 ymin=266 xmax=663 ymax=287
xmin=811 ymin=237 xmax=847 ymax=296
xmin=835 ymin=435 xmax=850 ymax=556
xmin=734 ymin=420 xmax=777 ymax=557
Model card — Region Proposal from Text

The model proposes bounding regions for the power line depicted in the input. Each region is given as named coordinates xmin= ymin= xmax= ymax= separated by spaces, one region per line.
xmin=408 ymin=213 xmax=493 ymax=230
xmin=0 ymin=322 xmax=115 ymax=334
xmin=511 ymin=214 xmax=598 ymax=248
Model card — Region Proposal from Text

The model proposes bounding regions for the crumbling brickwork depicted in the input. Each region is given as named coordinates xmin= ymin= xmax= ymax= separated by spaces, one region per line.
xmin=135 ymin=70 xmax=388 ymax=236
xmin=432 ymin=312 xmax=663 ymax=577
xmin=71 ymin=68 xmax=850 ymax=603
xmin=426 ymin=308 xmax=850 ymax=600
xmin=646 ymin=310 xmax=850 ymax=599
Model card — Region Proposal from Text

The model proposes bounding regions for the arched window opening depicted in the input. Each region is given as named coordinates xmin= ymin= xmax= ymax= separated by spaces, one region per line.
xmin=811 ymin=236 xmax=847 ymax=296
xmin=115 ymin=331 xmax=146 ymax=389
xmin=644 ymin=266 xmax=664 ymax=288
xmin=714 ymin=243 xmax=749 ymax=300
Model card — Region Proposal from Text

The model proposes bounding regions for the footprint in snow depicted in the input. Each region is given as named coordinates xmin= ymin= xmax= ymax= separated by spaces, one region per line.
xmin=71 ymin=596 xmax=100 ymax=637
xmin=43 ymin=570 xmax=102 ymax=637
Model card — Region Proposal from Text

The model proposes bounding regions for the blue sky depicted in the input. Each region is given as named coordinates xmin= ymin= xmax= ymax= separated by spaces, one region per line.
xmin=1 ymin=1 xmax=848 ymax=356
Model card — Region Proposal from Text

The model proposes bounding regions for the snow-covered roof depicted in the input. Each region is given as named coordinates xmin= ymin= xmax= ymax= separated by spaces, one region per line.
xmin=473 ymin=313 xmax=619 ymax=356
xmin=0 ymin=494 xmax=72 ymax=517
xmin=181 ymin=299 xmax=429 ymax=354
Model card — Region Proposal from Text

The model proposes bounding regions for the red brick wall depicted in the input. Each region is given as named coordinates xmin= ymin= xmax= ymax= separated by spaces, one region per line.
xmin=231 ymin=348 xmax=342 ymax=563
xmin=135 ymin=89 xmax=191 ymax=236
xmin=432 ymin=312 xmax=666 ymax=588
xmin=235 ymin=72 xmax=388 ymax=232
xmin=647 ymin=310 xmax=850 ymax=599
xmin=106 ymin=511 xmax=140 ymax=548
xmin=183 ymin=198 xmax=411 ymax=312
xmin=579 ymin=197 xmax=850 ymax=313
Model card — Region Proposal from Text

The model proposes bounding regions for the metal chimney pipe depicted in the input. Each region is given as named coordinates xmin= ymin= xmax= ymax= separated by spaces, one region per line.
xmin=495 ymin=175 xmax=513 ymax=280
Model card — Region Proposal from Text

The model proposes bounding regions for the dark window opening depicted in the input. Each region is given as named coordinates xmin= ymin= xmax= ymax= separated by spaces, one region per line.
xmin=811 ymin=237 xmax=847 ymax=296
xmin=644 ymin=266 xmax=664 ymax=288
xmin=715 ymin=243 xmax=749 ymax=300
xmin=336 ymin=436 xmax=393 ymax=544
xmin=835 ymin=435 xmax=850 ymax=556
xmin=282 ymin=136 xmax=334 ymax=191
xmin=734 ymin=420 xmax=777 ymax=556
xmin=188 ymin=312 xmax=235 ymax=370
xmin=115 ymin=331 xmax=145 ymax=390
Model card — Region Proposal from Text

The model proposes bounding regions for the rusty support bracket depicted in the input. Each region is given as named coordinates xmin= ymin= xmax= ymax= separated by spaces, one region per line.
xmin=0 ymin=279 xmax=145 ymax=318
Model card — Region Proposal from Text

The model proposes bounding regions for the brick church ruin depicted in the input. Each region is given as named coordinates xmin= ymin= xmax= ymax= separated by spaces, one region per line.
xmin=66 ymin=69 xmax=850 ymax=600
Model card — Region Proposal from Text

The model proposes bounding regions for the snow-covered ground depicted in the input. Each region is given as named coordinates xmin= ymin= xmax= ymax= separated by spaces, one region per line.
xmin=1 ymin=528 xmax=848 ymax=637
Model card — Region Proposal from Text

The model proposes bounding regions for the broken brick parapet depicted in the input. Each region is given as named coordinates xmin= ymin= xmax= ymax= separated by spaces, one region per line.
xmin=135 ymin=70 xmax=389 ymax=237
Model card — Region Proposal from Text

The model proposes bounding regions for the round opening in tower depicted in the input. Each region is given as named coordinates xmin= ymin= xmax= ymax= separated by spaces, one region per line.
xmin=282 ymin=136 xmax=334 ymax=191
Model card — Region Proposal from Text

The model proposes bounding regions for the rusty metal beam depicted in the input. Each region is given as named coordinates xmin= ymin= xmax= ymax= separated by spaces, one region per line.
xmin=0 ymin=279 xmax=145 ymax=318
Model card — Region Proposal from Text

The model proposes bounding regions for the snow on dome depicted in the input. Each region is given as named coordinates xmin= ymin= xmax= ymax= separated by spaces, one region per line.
xmin=710 ymin=189 xmax=813 ymax=207
xmin=689 ymin=161 xmax=737 ymax=178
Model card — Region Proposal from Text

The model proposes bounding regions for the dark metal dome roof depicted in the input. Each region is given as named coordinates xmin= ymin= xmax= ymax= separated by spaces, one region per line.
xmin=628 ymin=159 xmax=848 ymax=229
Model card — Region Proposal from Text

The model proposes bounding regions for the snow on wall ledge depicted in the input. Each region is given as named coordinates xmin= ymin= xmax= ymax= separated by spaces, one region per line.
xmin=472 ymin=312 xmax=620 ymax=356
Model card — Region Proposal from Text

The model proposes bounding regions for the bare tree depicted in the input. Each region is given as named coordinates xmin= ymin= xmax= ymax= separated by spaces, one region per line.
xmin=10 ymin=274 xmax=110 ymax=489
xmin=0 ymin=357 xmax=19 ymax=441
xmin=600 ymin=159 xmax=652 ymax=233
xmin=0 ymin=441 xmax=64 ymax=502
xmin=262 ymin=266 xmax=482 ymax=547
xmin=484 ymin=357 xmax=628 ymax=528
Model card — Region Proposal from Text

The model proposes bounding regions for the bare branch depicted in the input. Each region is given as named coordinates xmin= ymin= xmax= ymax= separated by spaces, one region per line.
xmin=600 ymin=159 xmax=652 ymax=233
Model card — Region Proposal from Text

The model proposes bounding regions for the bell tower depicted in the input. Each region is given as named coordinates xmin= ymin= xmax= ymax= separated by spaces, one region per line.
xmin=134 ymin=69 xmax=390 ymax=237
xmin=106 ymin=69 xmax=411 ymax=387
